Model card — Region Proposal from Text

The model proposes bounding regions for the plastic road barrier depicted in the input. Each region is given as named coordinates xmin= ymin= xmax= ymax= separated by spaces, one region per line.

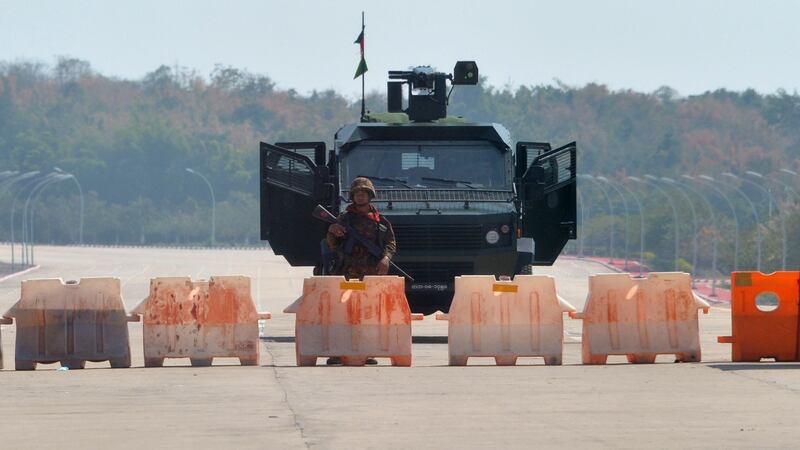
xmin=2 ymin=278 xmax=137 ymax=370
xmin=284 ymin=276 xmax=422 ymax=366
xmin=0 ymin=316 xmax=11 ymax=369
xmin=718 ymin=271 xmax=800 ymax=362
xmin=571 ymin=272 xmax=709 ymax=364
xmin=132 ymin=276 xmax=271 ymax=367
xmin=436 ymin=275 xmax=575 ymax=366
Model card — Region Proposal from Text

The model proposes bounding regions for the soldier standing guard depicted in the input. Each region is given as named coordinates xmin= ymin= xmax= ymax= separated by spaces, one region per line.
xmin=325 ymin=177 xmax=397 ymax=279
xmin=323 ymin=177 xmax=397 ymax=366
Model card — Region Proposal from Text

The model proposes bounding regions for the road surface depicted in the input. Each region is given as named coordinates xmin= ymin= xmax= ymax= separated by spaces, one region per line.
xmin=0 ymin=245 xmax=798 ymax=449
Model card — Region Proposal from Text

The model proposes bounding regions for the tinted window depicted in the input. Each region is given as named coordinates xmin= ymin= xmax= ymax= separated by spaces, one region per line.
xmin=342 ymin=141 xmax=510 ymax=190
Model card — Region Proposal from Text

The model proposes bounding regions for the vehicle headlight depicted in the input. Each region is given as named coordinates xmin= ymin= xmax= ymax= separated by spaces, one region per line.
xmin=485 ymin=230 xmax=500 ymax=244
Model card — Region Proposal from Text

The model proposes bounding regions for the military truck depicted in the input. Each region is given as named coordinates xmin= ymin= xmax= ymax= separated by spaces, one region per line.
xmin=260 ymin=61 xmax=576 ymax=314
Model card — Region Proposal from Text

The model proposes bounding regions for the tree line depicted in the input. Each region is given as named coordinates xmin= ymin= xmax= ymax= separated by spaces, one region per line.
xmin=1 ymin=57 xmax=799 ymax=273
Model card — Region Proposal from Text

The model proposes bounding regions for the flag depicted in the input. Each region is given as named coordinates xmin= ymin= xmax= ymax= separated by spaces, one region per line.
xmin=353 ymin=28 xmax=368 ymax=79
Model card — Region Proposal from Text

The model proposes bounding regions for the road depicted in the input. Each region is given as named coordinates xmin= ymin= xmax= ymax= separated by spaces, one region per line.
xmin=1 ymin=245 xmax=799 ymax=449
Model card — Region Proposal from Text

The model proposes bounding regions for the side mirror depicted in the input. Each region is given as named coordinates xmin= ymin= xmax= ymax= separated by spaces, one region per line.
xmin=528 ymin=166 xmax=546 ymax=184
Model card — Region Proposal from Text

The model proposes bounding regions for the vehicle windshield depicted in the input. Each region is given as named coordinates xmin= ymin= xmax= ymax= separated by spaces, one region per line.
xmin=341 ymin=141 xmax=510 ymax=190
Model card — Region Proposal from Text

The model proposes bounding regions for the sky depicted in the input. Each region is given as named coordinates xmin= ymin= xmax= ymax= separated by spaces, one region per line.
xmin=1 ymin=0 xmax=798 ymax=99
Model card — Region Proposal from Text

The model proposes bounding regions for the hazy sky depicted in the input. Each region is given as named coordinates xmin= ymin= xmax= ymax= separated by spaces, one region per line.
xmin=1 ymin=1 xmax=798 ymax=99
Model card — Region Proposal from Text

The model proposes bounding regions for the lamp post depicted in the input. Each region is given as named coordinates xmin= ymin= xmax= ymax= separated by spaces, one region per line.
xmin=721 ymin=172 xmax=762 ymax=271
xmin=631 ymin=174 xmax=680 ymax=272
xmin=22 ymin=173 xmax=61 ymax=265
xmin=0 ymin=171 xmax=17 ymax=183
xmin=28 ymin=174 xmax=71 ymax=265
xmin=53 ymin=167 xmax=84 ymax=245
xmin=697 ymin=175 xmax=740 ymax=271
xmin=186 ymin=168 xmax=216 ymax=247
xmin=579 ymin=174 xmax=615 ymax=261
xmin=576 ymin=187 xmax=586 ymax=257
xmin=620 ymin=179 xmax=646 ymax=276
xmin=681 ymin=175 xmax=719 ymax=296
xmin=598 ymin=176 xmax=630 ymax=270
xmin=661 ymin=177 xmax=699 ymax=287
xmin=779 ymin=168 xmax=799 ymax=205
xmin=745 ymin=171 xmax=786 ymax=270
xmin=8 ymin=171 xmax=41 ymax=271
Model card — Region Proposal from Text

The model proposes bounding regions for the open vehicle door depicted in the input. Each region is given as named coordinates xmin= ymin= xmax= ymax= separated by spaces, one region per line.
xmin=516 ymin=141 xmax=577 ymax=265
xmin=260 ymin=142 xmax=335 ymax=266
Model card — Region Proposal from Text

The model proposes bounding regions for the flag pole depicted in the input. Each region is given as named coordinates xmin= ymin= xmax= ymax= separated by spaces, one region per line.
xmin=360 ymin=11 xmax=366 ymax=121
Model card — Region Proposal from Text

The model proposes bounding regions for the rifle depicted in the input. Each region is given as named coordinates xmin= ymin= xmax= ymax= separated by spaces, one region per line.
xmin=313 ymin=204 xmax=414 ymax=281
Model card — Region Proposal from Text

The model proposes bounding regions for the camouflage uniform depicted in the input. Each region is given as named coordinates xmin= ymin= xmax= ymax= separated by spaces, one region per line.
xmin=325 ymin=179 xmax=397 ymax=280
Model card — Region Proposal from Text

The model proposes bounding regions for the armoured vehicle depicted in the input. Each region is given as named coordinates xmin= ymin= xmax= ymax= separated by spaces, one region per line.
xmin=260 ymin=61 xmax=577 ymax=314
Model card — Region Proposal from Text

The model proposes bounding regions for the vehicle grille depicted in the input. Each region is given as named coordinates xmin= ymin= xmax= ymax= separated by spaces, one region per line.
xmin=359 ymin=189 xmax=512 ymax=202
xmin=399 ymin=262 xmax=474 ymax=283
xmin=393 ymin=225 xmax=484 ymax=250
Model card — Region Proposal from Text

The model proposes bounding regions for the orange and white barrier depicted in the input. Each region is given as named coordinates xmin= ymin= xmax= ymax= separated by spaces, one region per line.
xmin=0 ymin=316 xmax=12 ymax=369
xmin=571 ymin=272 xmax=709 ymax=364
xmin=718 ymin=271 xmax=800 ymax=362
xmin=436 ymin=275 xmax=575 ymax=366
xmin=1 ymin=278 xmax=137 ymax=370
xmin=285 ymin=276 xmax=420 ymax=366
xmin=131 ymin=276 xmax=270 ymax=367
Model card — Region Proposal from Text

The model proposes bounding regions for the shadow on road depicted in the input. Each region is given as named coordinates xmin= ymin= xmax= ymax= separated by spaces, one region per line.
xmin=262 ymin=335 xmax=449 ymax=344
xmin=708 ymin=362 xmax=800 ymax=371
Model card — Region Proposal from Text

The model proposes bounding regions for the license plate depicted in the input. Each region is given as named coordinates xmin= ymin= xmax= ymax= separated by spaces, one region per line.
xmin=410 ymin=283 xmax=449 ymax=292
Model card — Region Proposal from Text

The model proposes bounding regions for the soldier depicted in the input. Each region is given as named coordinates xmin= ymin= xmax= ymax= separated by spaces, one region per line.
xmin=325 ymin=177 xmax=397 ymax=279
xmin=324 ymin=177 xmax=397 ymax=366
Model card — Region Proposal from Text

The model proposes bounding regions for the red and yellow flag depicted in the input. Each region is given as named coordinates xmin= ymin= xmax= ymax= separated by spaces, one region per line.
xmin=353 ymin=26 xmax=368 ymax=79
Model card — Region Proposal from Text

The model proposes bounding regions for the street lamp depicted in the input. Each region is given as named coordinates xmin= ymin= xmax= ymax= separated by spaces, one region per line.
xmin=681 ymin=175 xmax=720 ymax=296
xmin=27 ymin=174 xmax=71 ymax=265
xmin=7 ymin=171 xmax=41 ymax=271
xmin=620 ymin=178 xmax=646 ymax=276
xmin=721 ymin=172 xmax=762 ymax=271
xmin=579 ymin=174 xmax=615 ymax=262
xmin=660 ymin=177 xmax=699 ymax=287
xmin=576 ymin=187 xmax=586 ymax=257
xmin=632 ymin=174 xmax=680 ymax=272
xmin=745 ymin=171 xmax=787 ymax=270
xmin=186 ymin=168 xmax=216 ymax=247
xmin=53 ymin=167 xmax=84 ymax=245
xmin=22 ymin=173 xmax=61 ymax=265
xmin=598 ymin=176 xmax=630 ymax=270
xmin=697 ymin=175 xmax=740 ymax=271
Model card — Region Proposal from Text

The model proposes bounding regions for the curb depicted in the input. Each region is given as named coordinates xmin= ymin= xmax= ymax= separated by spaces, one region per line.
xmin=0 ymin=265 xmax=41 ymax=283
xmin=564 ymin=255 xmax=729 ymax=305
xmin=0 ymin=242 xmax=271 ymax=251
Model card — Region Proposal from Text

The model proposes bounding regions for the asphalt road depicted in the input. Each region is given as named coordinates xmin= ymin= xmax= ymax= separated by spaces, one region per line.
xmin=1 ymin=245 xmax=799 ymax=449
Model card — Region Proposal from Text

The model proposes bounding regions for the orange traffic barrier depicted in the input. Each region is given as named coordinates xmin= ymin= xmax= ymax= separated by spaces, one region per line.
xmin=284 ymin=276 xmax=421 ymax=366
xmin=718 ymin=271 xmax=800 ymax=362
xmin=131 ymin=276 xmax=271 ymax=367
xmin=1 ymin=278 xmax=137 ymax=370
xmin=571 ymin=272 xmax=709 ymax=364
xmin=0 ymin=316 xmax=11 ymax=370
xmin=436 ymin=275 xmax=575 ymax=366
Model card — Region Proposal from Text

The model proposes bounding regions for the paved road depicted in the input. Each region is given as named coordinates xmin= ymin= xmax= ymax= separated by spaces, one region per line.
xmin=0 ymin=245 xmax=798 ymax=449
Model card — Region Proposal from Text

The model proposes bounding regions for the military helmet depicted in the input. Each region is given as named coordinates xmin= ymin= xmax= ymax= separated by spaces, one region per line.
xmin=349 ymin=177 xmax=376 ymax=201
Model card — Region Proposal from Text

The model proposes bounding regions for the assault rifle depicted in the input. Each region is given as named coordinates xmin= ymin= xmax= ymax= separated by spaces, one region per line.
xmin=313 ymin=204 xmax=414 ymax=281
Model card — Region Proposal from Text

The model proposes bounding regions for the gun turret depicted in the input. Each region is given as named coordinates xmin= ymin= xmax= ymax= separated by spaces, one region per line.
xmin=386 ymin=61 xmax=478 ymax=122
